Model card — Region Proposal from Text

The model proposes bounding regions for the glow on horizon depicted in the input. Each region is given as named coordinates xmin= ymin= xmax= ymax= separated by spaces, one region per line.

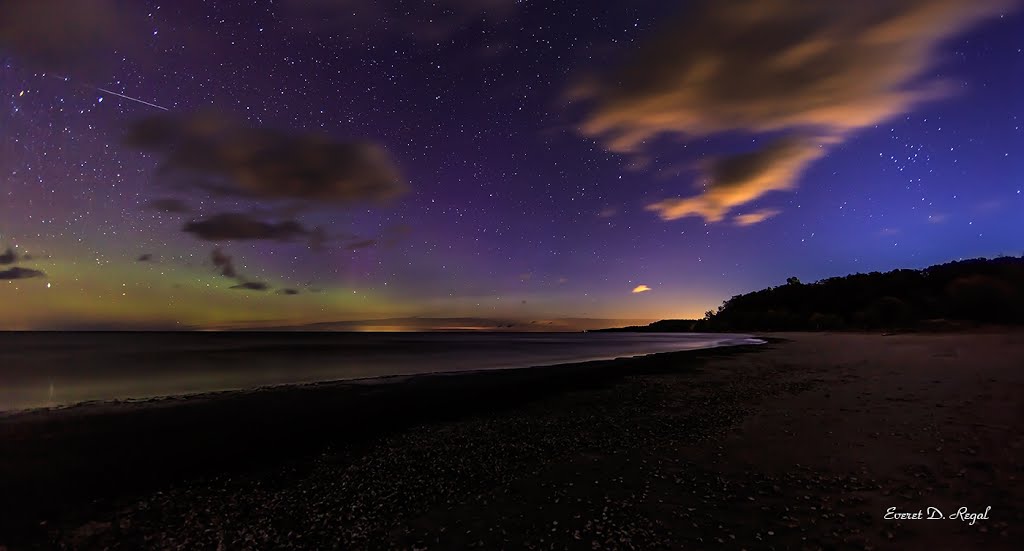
xmin=2 ymin=1 xmax=1019 ymax=331
xmin=2 ymin=252 xmax=713 ymax=330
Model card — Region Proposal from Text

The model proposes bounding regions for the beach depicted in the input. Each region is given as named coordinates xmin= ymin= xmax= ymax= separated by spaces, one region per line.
xmin=1 ymin=331 xmax=1021 ymax=549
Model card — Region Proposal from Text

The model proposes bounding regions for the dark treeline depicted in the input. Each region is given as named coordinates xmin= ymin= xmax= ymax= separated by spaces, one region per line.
xmin=599 ymin=256 xmax=1024 ymax=332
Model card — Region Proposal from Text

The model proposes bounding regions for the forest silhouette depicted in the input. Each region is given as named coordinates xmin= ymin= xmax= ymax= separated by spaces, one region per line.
xmin=600 ymin=256 xmax=1024 ymax=332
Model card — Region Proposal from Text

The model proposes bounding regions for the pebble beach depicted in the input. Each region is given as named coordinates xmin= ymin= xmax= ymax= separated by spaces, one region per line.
xmin=1 ymin=331 xmax=1021 ymax=549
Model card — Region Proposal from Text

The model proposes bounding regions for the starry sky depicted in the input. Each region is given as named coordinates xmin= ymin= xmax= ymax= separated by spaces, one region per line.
xmin=1 ymin=0 xmax=1022 ymax=331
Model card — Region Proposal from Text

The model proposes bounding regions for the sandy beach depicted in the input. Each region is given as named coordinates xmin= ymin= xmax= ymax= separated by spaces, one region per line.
xmin=1 ymin=331 xmax=1021 ymax=549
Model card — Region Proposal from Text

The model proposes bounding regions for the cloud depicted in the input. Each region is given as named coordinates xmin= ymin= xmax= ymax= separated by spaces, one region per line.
xmin=148 ymin=198 xmax=191 ymax=214
xmin=125 ymin=112 xmax=407 ymax=205
xmin=184 ymin=212 xmax=309 ymax=242
xmin=185 ymin=212 xmax=334 ymax=251
xmin=733 ymin=208 xmax=782 ymax=226
xmin=277 ymin=288 xmax=300 ymax=296
xmin=632 ymin=284 xmax=652 ymax=294
xmin=283 ymin=0 xmax=515 ymax=41
xmin=0 ymin=247 xmax=34 ymax=265
xmin=231 ymin=281 xmax=269 ymax=291
xmin=346 ymin=238 xmax=378 ymax=251
xmin=211 ymin=247 xmax=237 ymax=279
xmin=378 ymin=223 xmax=413 ymax=248
xmin=309 ymin=226 xmax=329 ymax=251
xmin=647 ymin=138 xmax=825 ymax=222
xmin=573 ymin=0 xmax=1010 ymax=222
xmin=0 ymin=266 xmax=45 ymax=280
xmin=210 ymin=247 xmax=273 ymax=292
xmin=0 ymin=0 xmax=145 ymax=72
xmin=137 ymin=253 xmax=154 ymax=262
xmin=332 ymin=226 xmax=409 ymax=252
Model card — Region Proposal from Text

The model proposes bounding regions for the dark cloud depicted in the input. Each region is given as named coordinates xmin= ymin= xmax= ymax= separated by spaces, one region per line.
xmin=377 ymin=223 xmax=413 ymax=249
xmin=137 ymin=253 xmax=154 ymax=262
xmin=211 ymin=247 xmax=237 ymax=279
xmin=283 ymin=0 xmax=515 ymax=41
xmin=346 ymin=239 xmax=378 ymax=251
xmin=277 ymin=288 xmax=300 ymax=296
xmin=184 ymin=212 xmax=309 ymax=242
xmin=231 ymin=281 xmax=270 ymax=291
xmin=308 ymin=226 xmax=329 ymax=252
xmin=125 ymin=112 xmax=407 ymax=205
xmin=148 ymin=198 xmax=191 ymax=214
xmin=572 ymin=0 xmax=1011 ymax=222
xmin=209 ymin=247 xmax=273 ymax=292
xmin=0 ymin=266 xmax=45 ymax=280
xmin=0 ymin=247 xmax=32 ymax=265
xmin=0 ymin=0 xmax=144 ymax=72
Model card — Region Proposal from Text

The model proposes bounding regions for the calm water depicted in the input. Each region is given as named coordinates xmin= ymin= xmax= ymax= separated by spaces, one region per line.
xmin=0 ymin=332 xmax=762 ymax=411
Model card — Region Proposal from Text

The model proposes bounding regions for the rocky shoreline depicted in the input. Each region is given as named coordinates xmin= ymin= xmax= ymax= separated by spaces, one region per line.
xmin=2 ymin=332 xmax=1021 ymax=549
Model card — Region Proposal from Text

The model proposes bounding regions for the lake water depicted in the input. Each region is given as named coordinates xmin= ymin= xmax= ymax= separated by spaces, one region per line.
xmin=0 ymin=331 xmax=762 ymax=411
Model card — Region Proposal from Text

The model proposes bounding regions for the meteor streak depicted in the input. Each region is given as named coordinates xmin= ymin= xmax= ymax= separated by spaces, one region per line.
xmin=92 ymin=86 xmax=169 ymax=111
xmin=44 ymin=73 xmax=170 ymax=111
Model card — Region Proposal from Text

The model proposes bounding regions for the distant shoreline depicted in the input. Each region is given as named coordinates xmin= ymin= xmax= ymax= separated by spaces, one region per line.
xmin=590 ymin=320 xmax=1015 ymax=333
xmin=598 ymin=257 xmax=1024 ymax=333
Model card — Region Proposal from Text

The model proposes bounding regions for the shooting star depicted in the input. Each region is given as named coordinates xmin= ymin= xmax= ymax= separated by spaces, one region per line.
xmin=46 ymin=74 xmax=169 ymax=111
xmin=92 ymin=86 xmax=169 ymax=111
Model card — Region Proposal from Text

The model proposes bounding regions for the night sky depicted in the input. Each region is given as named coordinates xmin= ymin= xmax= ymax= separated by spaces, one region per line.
xmin=1 ymin=0 xmax=1022 ymax=330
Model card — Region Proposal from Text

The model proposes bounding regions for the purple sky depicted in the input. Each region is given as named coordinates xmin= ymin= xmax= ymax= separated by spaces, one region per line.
xmin=1 ymin=0 xmax=1021 ymax=330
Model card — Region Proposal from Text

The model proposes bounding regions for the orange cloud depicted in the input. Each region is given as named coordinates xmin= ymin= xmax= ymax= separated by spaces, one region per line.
xmin=734 ymin=208 xmax=782 ymax=227
xmin=632 ymin=284 xmax=652 ymax=294
xmin=573 ymin=0 xmax=1012 ymax=222
xmin=647 ymin=138 xmax=823 ymax=222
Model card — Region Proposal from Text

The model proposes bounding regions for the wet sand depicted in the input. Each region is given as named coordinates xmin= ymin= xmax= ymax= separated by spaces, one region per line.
xmin=1 ymin=331 xmax=1021 ymax=549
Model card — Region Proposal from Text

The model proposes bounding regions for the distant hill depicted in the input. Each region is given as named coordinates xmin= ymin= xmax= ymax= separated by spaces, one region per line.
xmin=246 ymin=317 xmax=657 ymax=332
xmin=595 ymin=256 xmax=1024 ymax=332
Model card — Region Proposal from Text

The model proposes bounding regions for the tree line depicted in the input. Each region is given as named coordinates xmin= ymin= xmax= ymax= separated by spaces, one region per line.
xmin=599 ymin=256 xmax=1024 ymax=332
